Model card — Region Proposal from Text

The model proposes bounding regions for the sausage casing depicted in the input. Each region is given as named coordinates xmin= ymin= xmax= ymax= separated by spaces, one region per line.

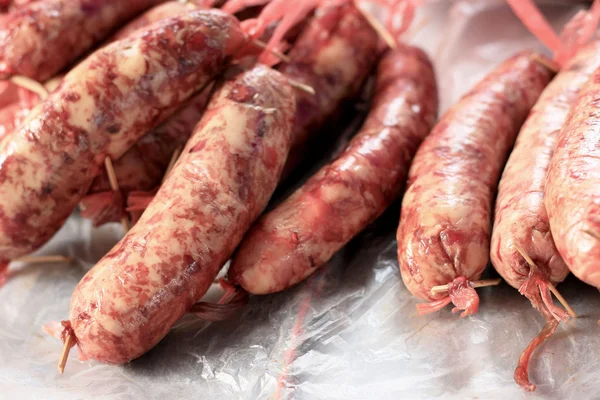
xmin=397 ymin=51 xmax=554 ymax=314
xmin=68 ymin=64 xmax=295 ymax=364
xmin=229 ymin=45 xmax=438 ymax=294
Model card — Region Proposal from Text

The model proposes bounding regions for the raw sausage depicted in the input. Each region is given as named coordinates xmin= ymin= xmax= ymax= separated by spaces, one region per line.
xmin=491 ymin=41 xmax=600 ymax=393
xmin=545 ymin=51 xmax=600 ymax=290
xmin=67 ymin=64 xmax=295 ymax=364
xmin=492 ymin=43 xmax=600 ymax=315
xmin=228 ymin=45 xmax=438 ymax=294
xmin=0 ymin=0 xmax=168 ymax=81
xmin=0 ymin=11 xmax=247 ymax=269
xmin=397 ymin=51 xmax=554 ymax=316
xmin=276 ymin=1 xmax=380 ymax=177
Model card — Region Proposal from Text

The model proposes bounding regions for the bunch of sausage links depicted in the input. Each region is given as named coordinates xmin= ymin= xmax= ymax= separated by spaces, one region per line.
xmin=0 ymin=0 xmax=597 ymax=393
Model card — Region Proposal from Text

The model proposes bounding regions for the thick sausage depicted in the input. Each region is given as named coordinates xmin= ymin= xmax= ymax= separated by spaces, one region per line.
xmin=492 ymin=42 xmax=600 ymax=312
xmin=545 ymin=51 xmax=600 ymax=290
xmin=80 ymin=88 xmax=212 ymax=226
xmin=397 ymin=51 xmax=554 ymax=316
xmin=228 ymin=45 xmax=438 ymax=294
xmin=0 ymin=11 xmax=247 ymax=268
xmin=0 ymin=0 xmax=168 ymax=81
xmin=67 ymin=64 xmax=295 ymax=364
xmin=276 ymin=1 xmax=380 ymax=177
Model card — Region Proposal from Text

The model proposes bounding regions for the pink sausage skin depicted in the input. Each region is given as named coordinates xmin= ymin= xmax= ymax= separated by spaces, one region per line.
xmin=0 ymin=11 xmax=246 ymax=265
xmin=546 ymin=48 xmax=600 ymax=289
xmin=0 ymin=0 xmax=169 ymax=81
xmin=228 ymin=45 xmax=438 ymax=294
xmin=277 ymin=2 xmax=379 ymax=177
xmin=491 ymin=42 xmax=600 ymax=301
xmin=397 ymin=51 xmax=554 ymax=315
xmin=68 ymin=64 xmax=295 ymax=364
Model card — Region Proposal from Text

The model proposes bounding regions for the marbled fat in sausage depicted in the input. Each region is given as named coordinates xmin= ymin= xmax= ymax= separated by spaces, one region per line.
xmin=81 ymin=89 xmax=212 ymax=226
xmin=68 ymin=64 xmax=295 ymax=364
xmin=0 ymin=10 xmax=247 ymax=265
xmin=228 ymin=45 xmax=438 ymax=294
xmin=397 ymin=51 xmax=554 ymax=316
xmin=545 ymin=47 xmax=600 ymax=289
xmin=0 ymin=0 xmax=168 ymax=81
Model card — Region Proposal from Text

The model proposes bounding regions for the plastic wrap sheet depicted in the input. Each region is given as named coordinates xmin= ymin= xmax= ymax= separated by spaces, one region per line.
xmin=0 ymin=1 xmax=596 ymax=399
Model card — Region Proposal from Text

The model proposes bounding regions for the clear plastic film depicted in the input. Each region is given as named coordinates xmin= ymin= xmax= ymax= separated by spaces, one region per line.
xmin=0 ymin=1 xmax=595 ymax=399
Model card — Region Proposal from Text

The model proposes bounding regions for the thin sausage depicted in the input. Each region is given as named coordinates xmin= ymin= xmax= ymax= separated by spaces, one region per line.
xmin=68 ymin=64 xmax=295 ymax=364
xmin=228 ymin=45 xmax=438 ymax=294
xmin=0 ymin=11 xmax=247 ymax=267
xmin=397 ymin=51 xmax=554 ymax=316
xmin=0 ymin=0 xmax=168 ymax=81
xmin=545 ymin=50 xmax=600 ymax=290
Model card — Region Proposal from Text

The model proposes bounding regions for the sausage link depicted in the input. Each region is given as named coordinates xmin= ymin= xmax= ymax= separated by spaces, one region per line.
xmin=545 ymin=48 xmax=600 ymax=289
xmin=0 ymin=0 xmax=168 ymax=81
xmin=228 ymin=45 xmax=438 ymax=294
xmin=397 ymin=51 xmax=554 ymax=314
xmin=277 ymin=2 xmax=379 ymax=177
xmin=68 ymin=64 xmax=295 ymax=364
xmin=491 ymin=42 xmax=600 ymax=301
xmin=0 ymin=10 xmax=246 ymax=264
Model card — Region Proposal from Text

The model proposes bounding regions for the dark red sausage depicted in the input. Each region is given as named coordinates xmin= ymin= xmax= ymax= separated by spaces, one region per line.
xmin=397 ymin=51 xmax=554 ymax=317
xmin=228 ymin=45 xmax=438 ymax=294
xmin=0 ymin=0 xmax=168 ymax=81
xmin=276 ymin=2 xmax=380 ymax=178
xmin=68 ymin=64 xmax=296 ymax=364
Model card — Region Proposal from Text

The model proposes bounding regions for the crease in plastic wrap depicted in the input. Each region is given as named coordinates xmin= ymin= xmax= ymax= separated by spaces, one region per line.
xmin=0 ymin=1 xmax=597 ymax=399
